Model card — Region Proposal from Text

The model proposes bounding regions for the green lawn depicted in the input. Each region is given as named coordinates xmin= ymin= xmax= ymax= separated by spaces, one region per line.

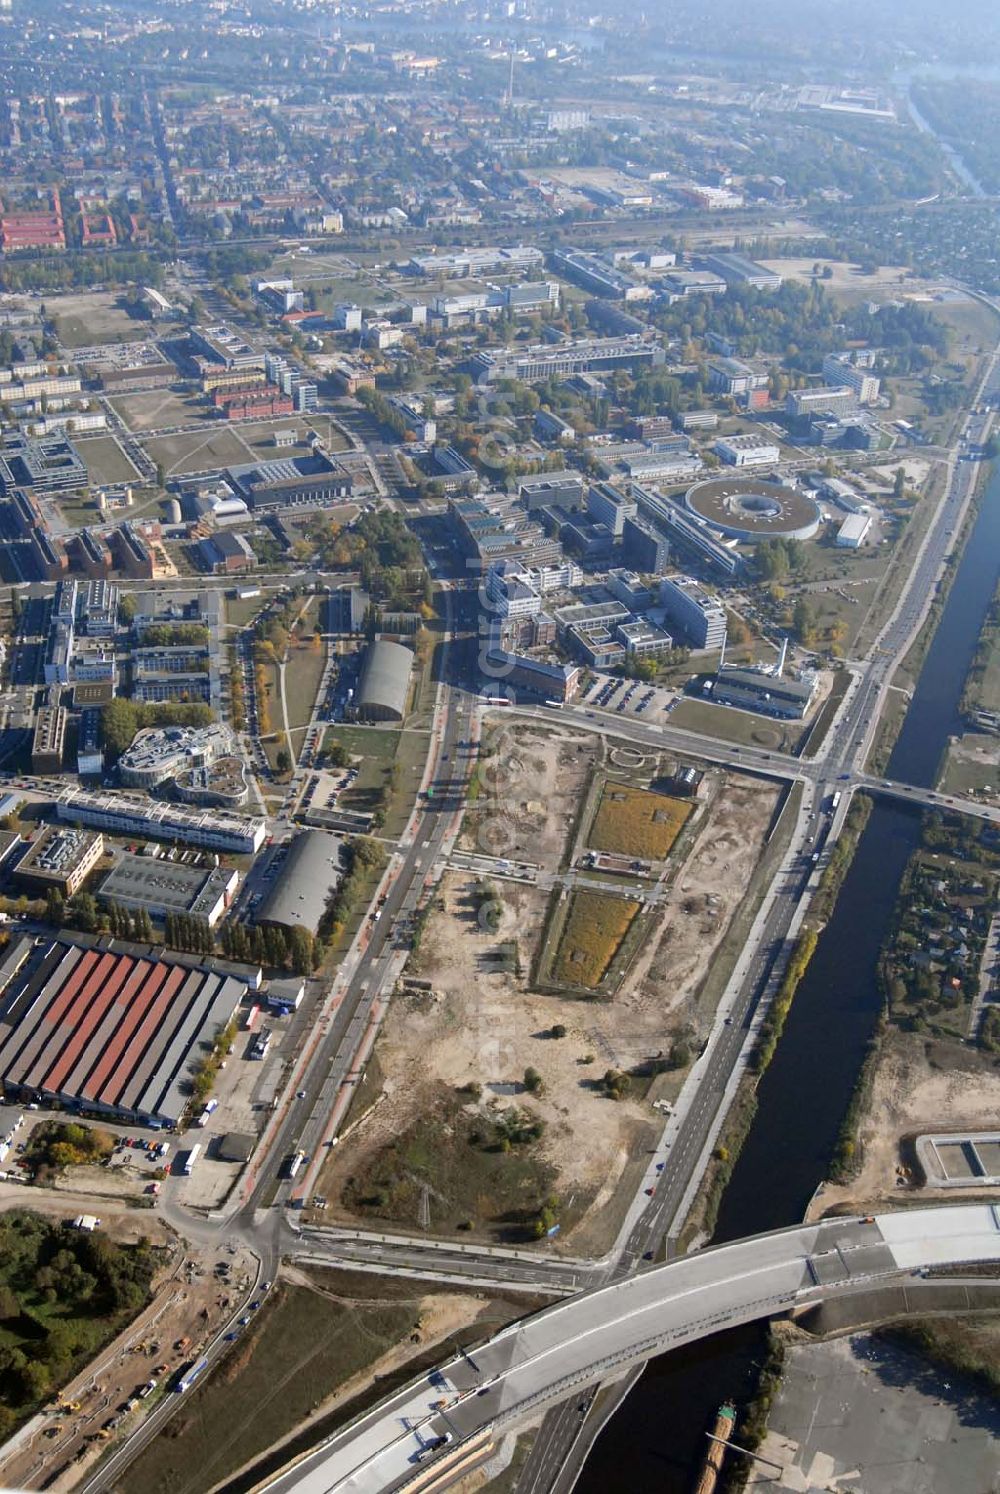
xmin=321 ymin=724 xmax=429 ymax=839
xmin=285 ymin=637 xmax=327 ymax=734
xmin=670 ymin=696 xmax=802 ymax=752
xmin=74 ymin=435 xmax=141 ymax=486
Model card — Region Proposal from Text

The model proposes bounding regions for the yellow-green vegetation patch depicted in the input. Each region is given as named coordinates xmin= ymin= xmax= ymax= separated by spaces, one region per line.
xmin=116 ymin=1281 xmax=419 ymax=1494
xmin=551 ymin=890 xmax=639 ymax=989
xmin=589 ymin=782 xmax=692 ymax=860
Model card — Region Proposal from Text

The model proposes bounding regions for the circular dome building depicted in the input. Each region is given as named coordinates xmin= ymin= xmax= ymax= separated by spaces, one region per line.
xmin=685 ymin=476 xmax=821 ymax=543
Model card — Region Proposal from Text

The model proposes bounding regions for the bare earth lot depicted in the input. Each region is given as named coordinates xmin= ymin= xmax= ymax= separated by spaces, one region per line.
xmin=463 ymin=723 xmax=598 ymax=869
xmin=810 ymin=1028 xmax=1000 ymax=1219
xmin=318 ymin=723 xmax=780 ymax=1253
xmin=50 ymin=290 xmax=149 ymax=348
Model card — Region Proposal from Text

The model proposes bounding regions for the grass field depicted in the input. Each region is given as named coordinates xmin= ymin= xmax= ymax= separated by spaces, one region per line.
xmin=225 ymin=594 xmax=269 ymax=631
xmin=285 ymin=638 xmax=326 ymax=735
xmin=670 ymin=696 xmax=801 ymax=752
xmin=51 ymin=496 xmax=104 ymax=529
xmin=589 ymin=783 xmax=692 ymax=860
xmin=551 ymin=890 xmax=639 ymax=990
xmin=142 ymin=426 xmax=254 ymax=477
xmin=339 ymin=1086 xmax=556 ymax=1238
xmin=116 ymin=1282 xmax=418 ymax=1494
xmin=109 ymin=388 xmax=202 ymax=433
xmin=74 ymin=435 xmax=141 ymax=485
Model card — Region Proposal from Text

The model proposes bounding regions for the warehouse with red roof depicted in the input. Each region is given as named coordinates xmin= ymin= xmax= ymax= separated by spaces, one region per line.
xmin=0 ymin=937 xmax=246 ymax=1129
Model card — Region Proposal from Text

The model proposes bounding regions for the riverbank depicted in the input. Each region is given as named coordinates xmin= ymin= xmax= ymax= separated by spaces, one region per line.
xmin=576 ymin=417 xmax=1000 ymax=1494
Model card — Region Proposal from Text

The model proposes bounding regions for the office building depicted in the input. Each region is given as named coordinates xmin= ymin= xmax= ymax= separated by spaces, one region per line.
xmin=199 ymin=531 xmax=257 ymax=575
xmin=190 ymin=324 xmax=263 ymax=371
xmin=708 ymin=359 xmax=756 ymax=397
xmin=484 ymin=650 xmax=580 ymax=702
xmin=484 ymin=563 xmax=542 ymax=620
xmin=633 ymin=487 xmax=741 ymax=578
xmin=659 ymin=575 xmax=728 ymax=650
xmin=32 ymin=698 xmax=67 ymax=774
xmin=56 ymin=791 xmax=266 ymax=855
xmin=518 ymin=471 xmax=586 ymax=512
xmin=118 ymin=724 xmax=236 ymax=791
xmin=407 ymin=246 xmax=544 ymax=278
xmin=549 ymin=248 xmax=648 ymax=302
xmin=622 ymin=514 xmax=670 ymax=574
xmin=715 ymin=435 xmax=781 ymax=468
xmin=664 ymin=269 xmax=726 ymax=299
xmin=822 ymin=355 xmax=881 ymax=405
xmin=587 ymin=482 xmax=636 ymax=538
xmin=786 ymin=386 xmax=858 ymax=419
xmin=16 ymin=826 xmax=104 ymax=897
xmin=0 ymin=432 xmax=88 ymax=496
xmin=77 ymin=708 xmax=103 ymax=778
xmin=472 ymin=336 xmax=664 ymax=385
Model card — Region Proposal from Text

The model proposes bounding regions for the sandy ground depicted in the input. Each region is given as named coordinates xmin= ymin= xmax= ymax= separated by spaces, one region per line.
xmin=810 ymin=1029 xmax=1000 ymax=1220
xmin=462 ymin=724 xmax=598 ymax=871
xmin=869 ymin=459 xmax=933 ymax=491
xmin=319 ymin=757 xmax=780 ymax=1253
xmin=760 ymin=257 xmax=924 ymax=296
xmin=633 ymin=774 xmax=780 ymax=1040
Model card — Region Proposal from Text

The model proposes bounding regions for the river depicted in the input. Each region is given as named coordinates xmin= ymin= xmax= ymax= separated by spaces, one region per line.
xmin=576 ymin=466 xmax=1000 ymax=1493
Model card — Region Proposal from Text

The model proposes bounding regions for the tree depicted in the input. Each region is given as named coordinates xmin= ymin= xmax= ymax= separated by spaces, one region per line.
xmin=523 ymin=1067 xmax=543 ymax=1095
xmin=893 ymin=466 xmax=907 ymax=500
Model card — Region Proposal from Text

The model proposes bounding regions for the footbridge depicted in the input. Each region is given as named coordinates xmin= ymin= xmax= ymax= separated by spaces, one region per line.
xmin=261 ymin=1205 xmax=1000 ymax=1494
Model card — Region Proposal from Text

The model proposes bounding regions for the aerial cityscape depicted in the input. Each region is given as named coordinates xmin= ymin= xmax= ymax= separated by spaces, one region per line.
xmin=0 ymin=1 xmax=998 ymax=1491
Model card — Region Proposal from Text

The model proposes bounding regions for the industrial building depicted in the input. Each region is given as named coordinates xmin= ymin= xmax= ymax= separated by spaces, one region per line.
xmin=56 ymin=791 xmax=266 ymax=855
xmin=223 ymin=453 xmax=351 ymax=512
xmin=355 ymin=640 xmax=413 ymax=723
xmin=836 ymin=513 xmax=873 ymax=548
xmin=659 ymin=576 xmax=728 ymax=650
xmin=685 ymin=476 xmax=821 ymax=543
xmin=709 ymin=667 xmax=816 ymax=719
xmin=15 ymin=827 xmax=104 ymax=897
xmin=0 ymin=937 xmax=246 ymax=1128
xmin=98 ymin=853 xmax=238 ymax=927
xmin=701 ymin=253 xmax=783 ymax=292
xmin=257 ymin=829 xmax=343 ymax=936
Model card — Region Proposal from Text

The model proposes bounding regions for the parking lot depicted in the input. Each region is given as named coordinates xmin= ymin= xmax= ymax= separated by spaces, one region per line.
xmin=579 ymin=672 xmax=681 ymax=722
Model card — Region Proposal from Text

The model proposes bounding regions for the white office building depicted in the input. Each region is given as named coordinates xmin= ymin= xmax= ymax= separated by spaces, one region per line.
xmin=659 ymin=575 xmax=728 ymax=650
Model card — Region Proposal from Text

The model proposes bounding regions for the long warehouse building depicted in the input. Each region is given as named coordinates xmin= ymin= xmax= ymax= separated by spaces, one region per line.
xmin=0 ymin=937 xmax=245 ymax=1128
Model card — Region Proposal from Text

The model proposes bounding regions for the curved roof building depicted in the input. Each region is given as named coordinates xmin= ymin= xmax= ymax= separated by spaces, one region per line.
xmin=257 ymin=829 xmax=343 ymax=935
xmin=685 ymin=476 xmax=821 ymax=544
xmin=356 ymin=640 xmax=413 ymax=723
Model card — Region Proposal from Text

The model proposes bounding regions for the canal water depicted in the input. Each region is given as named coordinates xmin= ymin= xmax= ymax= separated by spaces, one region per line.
xmin=577 ymin=466 xmax=1000 ymax=1493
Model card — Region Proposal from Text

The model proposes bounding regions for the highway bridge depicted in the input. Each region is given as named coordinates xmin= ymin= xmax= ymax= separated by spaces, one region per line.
xmin=262 ymin=1205 xmax=1000 ymax=1494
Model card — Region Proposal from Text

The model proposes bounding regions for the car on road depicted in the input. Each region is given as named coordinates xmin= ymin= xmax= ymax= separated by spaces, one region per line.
xmin=296 ymin=1090 xmax=307 ymax=1099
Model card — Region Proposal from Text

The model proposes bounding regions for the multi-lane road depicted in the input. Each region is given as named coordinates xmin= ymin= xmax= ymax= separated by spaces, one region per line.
xmin=263 ymin=1205 xmax=1000 ymax=1494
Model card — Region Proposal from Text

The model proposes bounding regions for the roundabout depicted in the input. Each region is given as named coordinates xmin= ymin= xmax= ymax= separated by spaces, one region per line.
xmin=686 ymin=475 xmax=821 ymax=543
